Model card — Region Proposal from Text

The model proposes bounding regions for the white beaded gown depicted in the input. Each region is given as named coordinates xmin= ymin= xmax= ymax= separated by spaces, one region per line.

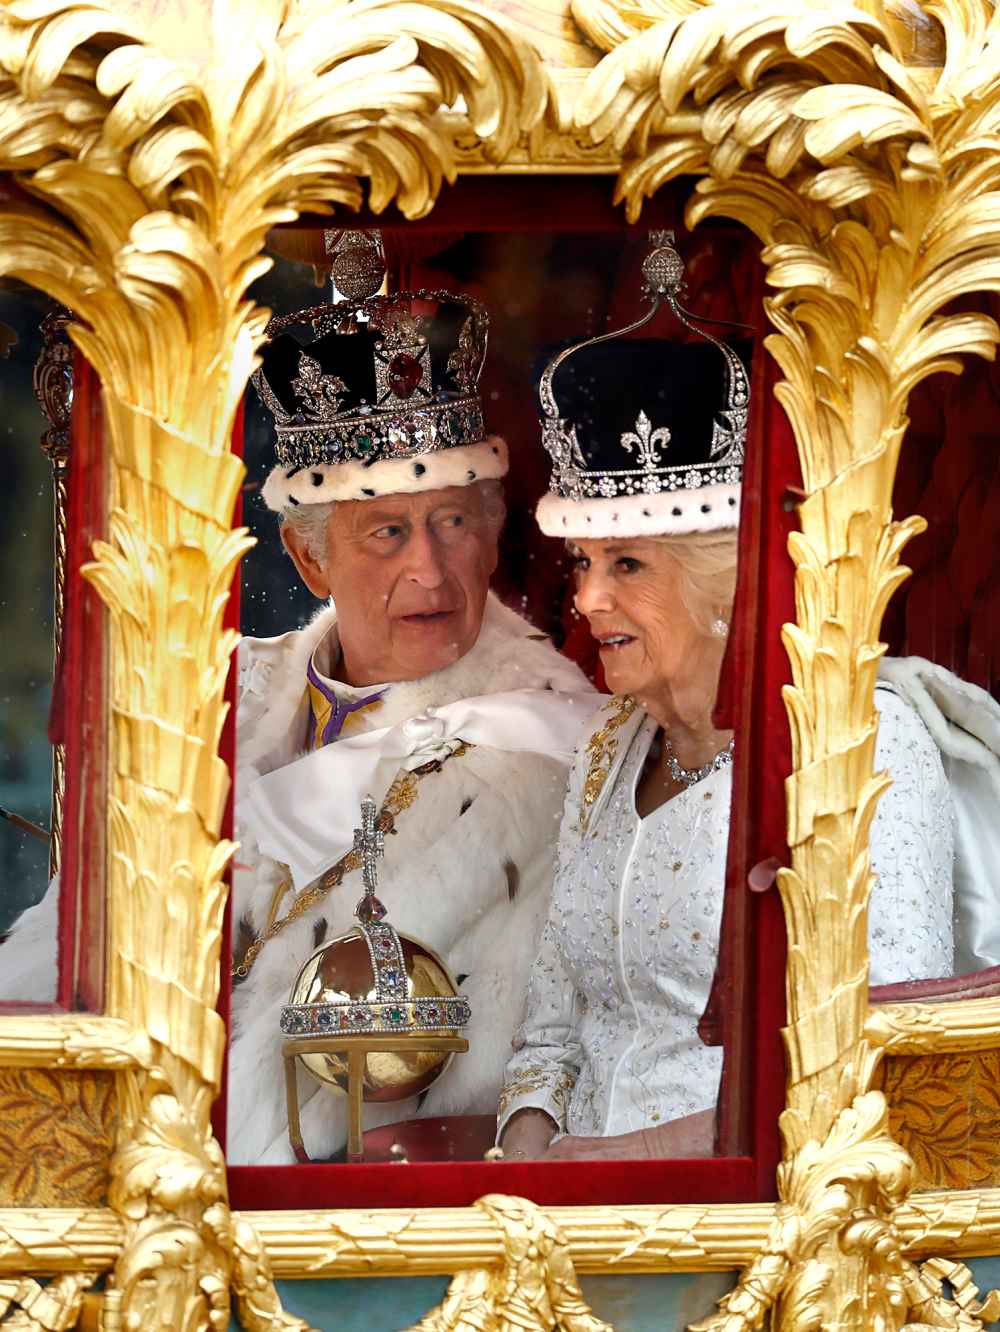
xmin=498 ymin=683 xmax=955 ymax=1140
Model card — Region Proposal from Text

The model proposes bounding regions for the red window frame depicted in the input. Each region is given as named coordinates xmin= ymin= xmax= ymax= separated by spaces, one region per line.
xmin=223 ymin=179 xmax=797 ymax=1209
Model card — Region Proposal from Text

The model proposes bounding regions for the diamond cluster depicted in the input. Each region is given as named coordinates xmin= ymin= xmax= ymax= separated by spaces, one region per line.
xmin=275 ymin=399 xmax=485 ymax=470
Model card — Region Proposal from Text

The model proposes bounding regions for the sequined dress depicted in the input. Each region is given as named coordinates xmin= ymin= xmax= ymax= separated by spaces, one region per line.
xmin=498 ymin=686 xmax=955 ymax=1140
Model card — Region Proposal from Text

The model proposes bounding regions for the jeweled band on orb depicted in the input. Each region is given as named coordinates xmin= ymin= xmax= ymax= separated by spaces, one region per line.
xmin=280 ymin=995 xmax=472 ymax=1038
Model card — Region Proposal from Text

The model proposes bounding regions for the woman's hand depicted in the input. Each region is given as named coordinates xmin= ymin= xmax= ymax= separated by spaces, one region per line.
xmin=544 ymin=1133 xmax=638 ymax=1160
xmin=543 ymin=1109 xmax=715 ymax=1160
xmin=499 ymin=1107 xmax=560 ymax=1160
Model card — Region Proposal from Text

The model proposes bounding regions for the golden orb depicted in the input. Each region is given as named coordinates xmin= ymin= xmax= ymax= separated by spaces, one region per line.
xmin=281 ymin=921 xmax=471 ymax=1102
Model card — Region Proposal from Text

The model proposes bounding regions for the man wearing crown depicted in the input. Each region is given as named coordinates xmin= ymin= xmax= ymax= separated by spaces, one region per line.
xmin=0 ymin=264 xmax=594 ymax=1165
xmin=226 ymin=274 xmax=594 ymax=1163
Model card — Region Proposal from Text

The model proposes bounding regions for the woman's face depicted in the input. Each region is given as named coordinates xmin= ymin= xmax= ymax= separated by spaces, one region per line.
xmin=570 ymin=537 xmax=707 ymax=706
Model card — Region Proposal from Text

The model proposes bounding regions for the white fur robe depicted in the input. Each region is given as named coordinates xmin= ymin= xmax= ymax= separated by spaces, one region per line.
xmin=228 ymin=593 xmax=592 ymax=1163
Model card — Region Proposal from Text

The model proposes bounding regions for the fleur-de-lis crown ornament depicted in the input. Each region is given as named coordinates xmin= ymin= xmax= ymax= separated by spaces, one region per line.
xmin=536 ymin=233 xmax=752 ymax=540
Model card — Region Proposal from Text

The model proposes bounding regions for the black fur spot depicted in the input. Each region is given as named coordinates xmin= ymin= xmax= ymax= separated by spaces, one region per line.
xmin=460 ymin=795 xmax=476 ymax=815
xmin=728 ymin=496 xmax=737 ymax=506
xmin=288 ymin=495 xmax=300 ymax=507
xmin=467 ymin=469 xmax=476 ymax=480
xmin=504 ymin=859 xmax=520 ymax=902
xmin=672 ymin=507 xmax=682 ymax=517
xmin=311 ymin=472 xmax=324 ymax=487
xmin=313 ymin=917 xmax=328 ymax=948
xmin=700 ymin=503 xmax=711 ymax=513
xmin=362 ymin=488 xmax=375 ymax=497
xmin=414 ymin=462 xmax=426 ymax=476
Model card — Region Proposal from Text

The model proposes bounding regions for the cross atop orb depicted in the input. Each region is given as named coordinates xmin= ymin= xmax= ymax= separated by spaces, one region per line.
xmin=353 ymin=794 xmax=387 ymax=923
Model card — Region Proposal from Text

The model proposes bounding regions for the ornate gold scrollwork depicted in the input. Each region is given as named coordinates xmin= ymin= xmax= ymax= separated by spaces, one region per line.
xmin=407 ymin=1196 xmax=612 ymax=1332
xmin=0 ymin=1273 xmax=99 ymax=1332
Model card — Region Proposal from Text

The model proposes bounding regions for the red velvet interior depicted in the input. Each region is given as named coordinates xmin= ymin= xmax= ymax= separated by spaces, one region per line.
xmin=881 ymin=294 xmax=1000 ymax=700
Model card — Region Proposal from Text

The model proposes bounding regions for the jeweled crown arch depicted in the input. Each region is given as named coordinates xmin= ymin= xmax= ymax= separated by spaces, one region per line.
xmin=0 ymin=0 xmax=998 ymax=1328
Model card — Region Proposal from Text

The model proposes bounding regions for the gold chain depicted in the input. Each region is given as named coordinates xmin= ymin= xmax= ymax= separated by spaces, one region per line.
xmin=232 ymin=744 xmax=469 ymax=980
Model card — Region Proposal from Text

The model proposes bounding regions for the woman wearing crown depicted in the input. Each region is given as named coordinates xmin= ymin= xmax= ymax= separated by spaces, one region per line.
xmin=496 ymin=236 xmax=985 ymax=1162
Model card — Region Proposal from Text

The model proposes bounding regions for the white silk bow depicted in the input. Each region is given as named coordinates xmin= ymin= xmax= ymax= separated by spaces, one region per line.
xmin=241 ymin=688 xmax=596 ymax=890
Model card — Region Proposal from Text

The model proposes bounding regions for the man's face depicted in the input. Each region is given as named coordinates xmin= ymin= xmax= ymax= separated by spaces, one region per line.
xmin=283 ymin=483 xmax=500 ymax=685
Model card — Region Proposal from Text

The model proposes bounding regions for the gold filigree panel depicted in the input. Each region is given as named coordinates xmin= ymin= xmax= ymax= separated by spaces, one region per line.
xmin=0 ymin=1070 xmax=116 ymax=1208
xmin=880 ymin=1051 xmax=1000 ymax=1193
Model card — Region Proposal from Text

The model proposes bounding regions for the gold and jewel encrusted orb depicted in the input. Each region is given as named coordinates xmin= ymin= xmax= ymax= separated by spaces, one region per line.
xmin=282 ymin=922 xmax=471 ymax=1101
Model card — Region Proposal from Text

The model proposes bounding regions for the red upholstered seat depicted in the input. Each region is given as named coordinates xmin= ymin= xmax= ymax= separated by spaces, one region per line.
xmin=359 ymin=1114 xmax=498 ymax=1163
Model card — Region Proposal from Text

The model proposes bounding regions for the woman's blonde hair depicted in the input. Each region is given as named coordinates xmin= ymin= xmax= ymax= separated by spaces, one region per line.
xmin=656 ymin=529 xmax=740 ymax=639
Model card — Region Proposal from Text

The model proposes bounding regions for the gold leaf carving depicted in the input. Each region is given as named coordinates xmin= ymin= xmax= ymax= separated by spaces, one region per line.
xmin=407 ymin=1196 xmax=612 ymax=1332
xmin=0 ymin=1272 xmax=99 ymax=1331
xmin=0 ymin=1211 xmax=124 ymax=1276
xmin=0 ymin=1071 xmax=115 ymax=1208
xmin=0 ymin=1017 xmax=150 ymax=1072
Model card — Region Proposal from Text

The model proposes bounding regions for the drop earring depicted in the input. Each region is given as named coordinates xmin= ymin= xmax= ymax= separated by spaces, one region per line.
xmin=711 ymin=616 xmax=729 ymax=638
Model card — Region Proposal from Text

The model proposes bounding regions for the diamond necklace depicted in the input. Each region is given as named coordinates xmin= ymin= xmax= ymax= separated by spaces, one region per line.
xmin=662 ymin=733 xmax=734 ymax=788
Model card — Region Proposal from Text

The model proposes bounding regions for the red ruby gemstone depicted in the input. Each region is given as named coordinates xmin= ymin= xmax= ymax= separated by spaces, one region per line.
xmin=387 ymin=353 xmax=422 ymax=397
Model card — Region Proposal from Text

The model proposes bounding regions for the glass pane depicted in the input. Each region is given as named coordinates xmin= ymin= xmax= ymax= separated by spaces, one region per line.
xmin=874 ymin=306 xmax=1000 ymax=1190
xmin=0 ymin=286 xmax=58 ymax=1001
xmin=229 ymin=228 xmax=759 ymax=1171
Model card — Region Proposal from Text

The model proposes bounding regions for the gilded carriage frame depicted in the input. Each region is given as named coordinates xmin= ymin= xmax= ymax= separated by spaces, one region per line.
xmin=3 ymin=0 xmax=1000 ymax=1328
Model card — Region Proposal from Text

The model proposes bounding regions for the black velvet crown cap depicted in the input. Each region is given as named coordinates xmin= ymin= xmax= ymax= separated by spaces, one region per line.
xmin=545 ymin=336 xmax=751 ymax=496
xmin=536 ymin=238 xmax=752 ymax=539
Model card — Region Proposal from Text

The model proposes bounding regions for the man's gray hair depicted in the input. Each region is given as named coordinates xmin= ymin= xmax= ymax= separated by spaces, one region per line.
xmin=281 ymin=499 xmax=335 ymax=565
xmin=280 ymin=478 xmax=507 ymax=567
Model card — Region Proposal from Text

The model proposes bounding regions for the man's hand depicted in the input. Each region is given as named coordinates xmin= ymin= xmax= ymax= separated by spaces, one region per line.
xmin=499 ymin=1107 xmax=559 ymax=1160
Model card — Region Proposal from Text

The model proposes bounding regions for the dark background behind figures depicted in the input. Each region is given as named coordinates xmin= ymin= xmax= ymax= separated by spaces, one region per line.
xmin=0 ymin=284 xmax=58 ymax=931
